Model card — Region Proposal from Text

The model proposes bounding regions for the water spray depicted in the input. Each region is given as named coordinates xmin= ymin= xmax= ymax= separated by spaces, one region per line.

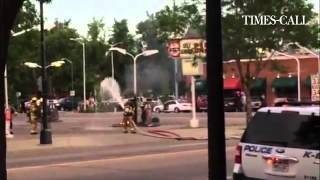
xmin=100 ymin=77 xmax=124 ymax=108
xmin=100 ymin=77 xmax=207 ymax=140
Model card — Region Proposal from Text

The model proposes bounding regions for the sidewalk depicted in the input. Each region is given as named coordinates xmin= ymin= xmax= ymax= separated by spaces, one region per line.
xmin=7 ymin=125 xmax=245 ymax=152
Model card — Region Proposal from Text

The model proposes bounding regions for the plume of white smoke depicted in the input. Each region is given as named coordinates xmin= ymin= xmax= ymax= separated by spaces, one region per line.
xmin=123 ymin=62 xmax=174 ymax=97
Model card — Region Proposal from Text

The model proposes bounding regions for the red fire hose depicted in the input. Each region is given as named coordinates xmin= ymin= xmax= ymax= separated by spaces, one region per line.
xmin=131 ymin=120 xmax=207 ymax=141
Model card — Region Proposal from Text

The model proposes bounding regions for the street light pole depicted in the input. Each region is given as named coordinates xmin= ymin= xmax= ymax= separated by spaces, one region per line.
xmin=124 ymin=52 xmax=142 ymax=96
xmin=274 ymin=51 xmax=301 ymax=101
xmin=190 ymin=76 xmax=199 ymax=128
xmin=134 ymin=56 xmax=137 ymax=95
xmin=61 ymin=58 xmax=74 ymax=92
xmin=125 ymin=53 xmax=136 ymax=94
xmin=175 ymin=60 xmax=178 ymax=98
xmin=107 ymin=48 xmax=158 ymax=124
xmin=39 ymin=0 xmax=52 ymax=144
xmin=105 ymin=42 xmax=122 ymax=92
xmin=293 ymin=42 xmax=320 ymax=74
xmin=61 ymin=58 xmax=74 ymax=110
xmin=70 ymin=38 xmax=86 ymax=111
xmin=108 ymin=48 xmax=158 ymax=96
xmin=82 ymin=42 xmax=86 ymax=111
xmin=111 ymin=50 xmax=114 ymax=82
xmin=4 ymin=65 xmax=8 ymax=109
xmin=133 ymin=54 xmax=144 ymax=95
xmin=71 ymin=62 xmax=74 ymax=91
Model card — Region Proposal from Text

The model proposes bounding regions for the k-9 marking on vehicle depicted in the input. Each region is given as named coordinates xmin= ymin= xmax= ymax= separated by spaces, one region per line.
xmin=243 ymin=145 xmax=272 ymax=154
xmin=303 ymin=151 xmax=320 ymax=159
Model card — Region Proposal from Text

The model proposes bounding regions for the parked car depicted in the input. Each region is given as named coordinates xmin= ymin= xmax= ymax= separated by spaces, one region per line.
xmin=144 ymin=98 xmax=160 ymax=108
xmin=162 ymin=100 xmax=192 ymax=113
xmin=56 ymin=96 xmax=80 ymax=111
xmin=46 ymin=101 xmax=59 ymax=122
xmin=233 ymin=105 xmax=320 ymax=180
xmin=224 ymin=97 xmax=242 ymax=112
xmin=250 ymin=96 xmax=265 ymax=111
xmin=153 ymin=101 xmax=164 ymax=113
xmin=196 ymin=95 xmax=208 ymax=111
xmin=158 ymin=95 xmax=176 ymax=104
xmin=273 ymin=97 xmax=297 ymax=106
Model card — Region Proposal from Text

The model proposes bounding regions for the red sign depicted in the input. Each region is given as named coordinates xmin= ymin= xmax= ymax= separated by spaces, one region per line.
xmin=167 ymin=39 xmax=180 ymax=59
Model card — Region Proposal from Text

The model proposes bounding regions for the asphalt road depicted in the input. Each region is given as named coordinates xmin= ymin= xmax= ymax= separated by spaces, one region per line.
xmin=7 ymin=111 xmax=244 ymax=180
xmin=8 ymin=142 xmax=237 ymax=180
xmin=12 ymin=111 xmax=246 ymax=136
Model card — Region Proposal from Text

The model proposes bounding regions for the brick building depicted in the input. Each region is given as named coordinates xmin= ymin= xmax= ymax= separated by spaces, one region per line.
xmin=182 ymin=53 xmax=319 ymax=106
xmin=222 ymin=53 xmax=318 ymax=105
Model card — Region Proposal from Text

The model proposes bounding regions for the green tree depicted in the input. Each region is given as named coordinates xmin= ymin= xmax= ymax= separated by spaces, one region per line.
xmin=12 ymin=0 xmax=40 ymax=33
xmin=7 ymin=0 xmax=42 ymax=103
xmin=87 ymin=17 xmax=106 ymax=42
xmin=45 ymin=20 xmax=83 ymax=97
xmin=134 ymin=0 xmax=205 ymax=96
xmin=136 ymin=15 xmax=174 ymax=96
xmin=222 ymin=0 xmax=318 ymax=121
xmin=1 ymin=1 xmax=25 ymax=179
xmin=85 ymin=18 xmax=109 ymax=97
xmin=154 ymin=0 xmax=205 ymax=41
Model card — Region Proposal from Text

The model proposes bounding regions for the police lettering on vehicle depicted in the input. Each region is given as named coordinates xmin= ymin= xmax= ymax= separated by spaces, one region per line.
xmin=244 ymin=145 xmax=272 ymax=154
xmin=303 ymin=151 xmax=320 ymax=159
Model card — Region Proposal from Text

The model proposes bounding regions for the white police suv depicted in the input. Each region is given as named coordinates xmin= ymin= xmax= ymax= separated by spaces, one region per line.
xmin=233 ymin=106 xmax=320 ymax=180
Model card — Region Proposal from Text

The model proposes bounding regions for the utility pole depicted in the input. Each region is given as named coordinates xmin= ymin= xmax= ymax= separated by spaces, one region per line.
xmin=1 ymin=1 xmax=25 ymax=179
xmin=39 ymin=0 xmax=52 ymax=144
xmin=4 ymin=65 xmax=8 ymax=109
xmin=207 ymin=0 xmax=227 ymax=179
xmin=82 ymin=42 xmax=86 ymax=111
xmin=173 ymin=0 xmax=179 ymax=98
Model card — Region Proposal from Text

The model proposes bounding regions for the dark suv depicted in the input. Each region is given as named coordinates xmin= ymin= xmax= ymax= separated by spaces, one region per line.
xmin=56 ymin=97 xmax=80 ymax=111
xmin=224 ymin=97 xmax=242 ymax=112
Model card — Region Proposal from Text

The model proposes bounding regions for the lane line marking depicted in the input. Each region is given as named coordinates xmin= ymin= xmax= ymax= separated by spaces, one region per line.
xmin=170 ymin=142 xmax=208 ymax=147
xmin=8 ymin=147 xmax=235 ymax=172
xmin=8 ymin=149 xmax=206 ymax=171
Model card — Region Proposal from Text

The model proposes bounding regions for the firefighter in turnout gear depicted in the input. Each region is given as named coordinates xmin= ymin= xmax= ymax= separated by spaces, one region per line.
xmin=30 ymin=97 xmax=40 ymax=134
xmin=122 ymin=102 xmax=136 ymax=133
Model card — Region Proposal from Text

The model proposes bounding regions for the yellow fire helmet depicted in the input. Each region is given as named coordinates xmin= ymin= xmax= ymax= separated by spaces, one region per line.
xmin=36 ymin=98 xmax=43 ymax=106
xmin=31 ymin=97 xmax=37 ymax=101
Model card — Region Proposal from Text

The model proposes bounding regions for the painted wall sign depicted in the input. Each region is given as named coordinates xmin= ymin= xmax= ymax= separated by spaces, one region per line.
xmin=311 ymin=74 xmax=320 ymax=101
xmin=180 ymin=38 xmax=206 ymax=59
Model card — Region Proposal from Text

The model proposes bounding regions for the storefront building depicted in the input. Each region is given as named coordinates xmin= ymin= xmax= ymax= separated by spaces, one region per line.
xmin=183 ymin=53 xmax=318 ymax=106
xmin=222 ymin=54 xmax=319 ymax=105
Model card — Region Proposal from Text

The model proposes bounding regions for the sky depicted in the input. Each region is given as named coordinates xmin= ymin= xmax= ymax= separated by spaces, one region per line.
xmin=36 ymin=0 xmax=319 ymax=37
xmin=38 ymin=0 xmax=186 ymax=37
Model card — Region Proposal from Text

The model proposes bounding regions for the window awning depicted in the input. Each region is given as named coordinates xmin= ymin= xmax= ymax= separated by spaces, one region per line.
xmin=224 ymin=78 xmax=242 ymax=90
xmin=272 ymin=77 xmax=297 ymax=89
xmin=250 ymin=78 xmax=266 ymax=92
